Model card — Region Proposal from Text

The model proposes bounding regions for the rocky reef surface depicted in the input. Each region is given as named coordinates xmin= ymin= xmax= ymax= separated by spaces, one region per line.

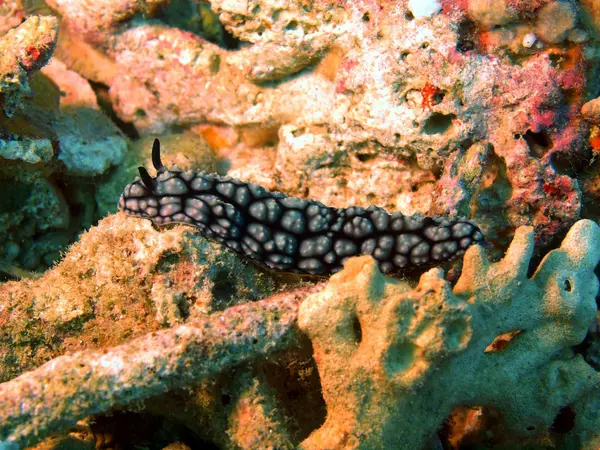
xmin=1 ymin=0 xmax=600 ymax=449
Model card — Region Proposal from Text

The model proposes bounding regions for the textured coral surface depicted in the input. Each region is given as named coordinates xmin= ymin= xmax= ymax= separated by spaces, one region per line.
xmin=2 ymin=0 xmax=600 ymax=448
xmin=39 ymin=0 xmax=593 ymax=246
xmin=1 ymin=219 xmax=599 ymax=449
xmin=2 ymin=0 xmax=600 ymax=276
xmin=0 ymin=213 xmax=283 ymax=382
xmin=299 ymin=219 xmax=600 ymax=449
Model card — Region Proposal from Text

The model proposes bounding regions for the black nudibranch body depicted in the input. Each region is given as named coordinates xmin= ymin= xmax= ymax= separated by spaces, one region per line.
xmin=118 ymin=139 xmax=485 ymax=276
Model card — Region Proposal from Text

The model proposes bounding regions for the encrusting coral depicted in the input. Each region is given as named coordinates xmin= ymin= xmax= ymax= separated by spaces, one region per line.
xmin=0 ymin=13 xmax=130 ymax=273
xmin=2 ymin=0 xmax=600 ymax=274
xmin=0 ymin=213 xmax=282 ymax=383
xmin=298 ymin=219 xmax=600 ymax=449
xmin=38 ymin=0 xmax=596 ymax=250
xmin=1 ymin=218 xmax=599 ymax=448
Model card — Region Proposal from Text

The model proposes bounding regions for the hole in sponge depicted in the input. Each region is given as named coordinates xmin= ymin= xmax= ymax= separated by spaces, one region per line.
xmin=456 ymin=19 xmax=476 ymax=53
xmin=285 ymin=20 xmax=298 ymax=31
xmin=356 ymin=152 xmax=377 ymax=163
xmin=384 ymin=341 xmax=416 ymax=375
xmin=352 ymin=315 xmax=362 ymax=344
xmin=422 ymin=113 xmax=455 ymax=135
xmin=550 ymin=151 xmax=582 ymax=177
xmin=550 ymin=406 xmax=576 ymax=434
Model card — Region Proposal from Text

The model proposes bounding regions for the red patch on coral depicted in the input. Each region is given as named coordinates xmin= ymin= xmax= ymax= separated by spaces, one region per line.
xmin=421 ymin=82 xmax=440 ymax=109
xmin=25 ymin=46 xmax=41 ymax=62
xmin=542 ymin=183 xmax=558 ymax=195
xmin=542 ymin=176 xmax=573 ymax=198
xmin=590 ymin=136 xmax=600 ymax=151
xmin=21 ymin=37 xmax=55 ymax=71
xmin=476 ymin=31 xmax=493 ymax=53
xmin=440 ymin=0 xmax=467 ymax=17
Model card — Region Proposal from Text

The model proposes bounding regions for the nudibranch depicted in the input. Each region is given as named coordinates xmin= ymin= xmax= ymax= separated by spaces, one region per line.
xmin=118 ymin=139 xmax=485 ymax=276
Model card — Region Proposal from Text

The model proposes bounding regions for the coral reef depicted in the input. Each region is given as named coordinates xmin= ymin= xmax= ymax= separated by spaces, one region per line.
xmin=298 ymin=219 xmax=600 ymax=449
xmin=0 ymin=213 xmax=283 ymax=382
xmin=0 ymin=15 xmax=57 ymax=116
xmin=1 ymin=0 xmax=600 ymax=448
xmin=3 ymin=0 xmax=600 ymax=271
xmin=0 ymin=13 xmax=129 ymax=273
xmin=0 ymin=279 xmax=320 ymax=449
xmin=35 ymin=0 xmax=596 ymax=254
xmin=0 ymin=219 xmax=599 ymax=449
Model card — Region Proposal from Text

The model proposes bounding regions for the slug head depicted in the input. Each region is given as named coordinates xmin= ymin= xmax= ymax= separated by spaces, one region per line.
xmin=117 ymin=139 xmax=165 ymax=219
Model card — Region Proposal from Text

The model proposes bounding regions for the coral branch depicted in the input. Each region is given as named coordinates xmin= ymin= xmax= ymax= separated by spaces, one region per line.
xmin=298 ymin=220 xmax=600 ymax=449
xmin=0 ymin=283 xmax=323 ymax=449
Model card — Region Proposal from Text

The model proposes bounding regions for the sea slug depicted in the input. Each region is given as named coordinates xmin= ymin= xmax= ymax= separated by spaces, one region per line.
xmin=118 ymin=139 xmax=485 ymax=276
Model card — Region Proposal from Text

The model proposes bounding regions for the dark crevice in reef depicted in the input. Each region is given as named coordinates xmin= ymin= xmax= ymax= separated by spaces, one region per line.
xmin=550 ymin=149 xmax=590 ymax=178
xmin=526 ymin=226 xmax=578 ymax=281
xmin=521 ymin=129 xmax=553 ymax=158
xmin=222 ymin=26 xmax=242 ymax=50
xmin=571 ymin=278 xmax=600 ymax=371
xmin=572 ymin=330 xmax=599 ymax=371
xmin=550 ymin=406 xmax=576 ymax=435
xmin=88 ymin=80 xmax=140 ymax=140
xmin=422 ymin=113 xmax=455 ymax=136
xmin=263 ymin=348 xmax=328 ymax=442
xmin=471 ymin=146 xmax=513 ymax=256
xmin=89 ymin=410 xmax=220 ymax=450
xmin=459 ymin=138 xmax=474 ymax=152
xmin=159 ymin=0 xmax=242 ymax=50
xmin=210 ymin=271 xmax=237 ymax=309
xmin=456 ymin=19 xmax=477 ymax=53
xmin=355 ymin=152 xmax=378 ymax=163
xmin=526 ymin=236 xmax=555 ymax=278
xmin=0 ymin=179 xmax=32 ymax=215
xmin=352 ymin=315 xmax=363 ymax=344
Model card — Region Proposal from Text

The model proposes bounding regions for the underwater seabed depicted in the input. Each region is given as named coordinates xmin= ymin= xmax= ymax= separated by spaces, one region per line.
xmin=2 ymin=0 xmax=600 ymax=448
